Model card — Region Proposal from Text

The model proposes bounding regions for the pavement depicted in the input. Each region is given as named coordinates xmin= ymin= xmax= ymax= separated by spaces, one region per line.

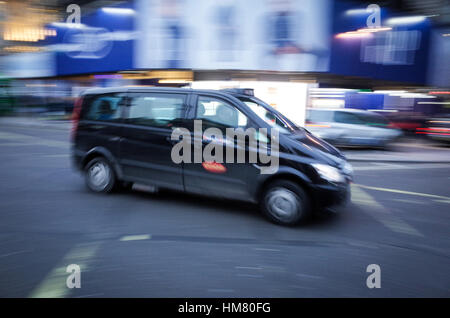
xmin=0 ymin=122 xmax=449 ymax=297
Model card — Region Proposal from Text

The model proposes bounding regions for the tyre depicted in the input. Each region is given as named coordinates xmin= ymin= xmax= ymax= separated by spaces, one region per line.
xmin=84 ymin=157 xmax=116 ymax=193
xmin=260 ymin=180 xmax=311 ymax=225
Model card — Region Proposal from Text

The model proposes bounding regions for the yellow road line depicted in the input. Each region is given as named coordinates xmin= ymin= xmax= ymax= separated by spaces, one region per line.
xmin=29 ymin=242 xmax=101 ymax=298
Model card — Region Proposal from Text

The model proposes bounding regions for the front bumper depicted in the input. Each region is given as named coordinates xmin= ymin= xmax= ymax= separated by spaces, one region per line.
xmin=311 ymin=181 xmax=350 ymax=210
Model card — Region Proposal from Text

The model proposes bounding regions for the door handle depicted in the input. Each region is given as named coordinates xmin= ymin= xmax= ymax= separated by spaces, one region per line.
xmin=109 ymin=136 xmax=120 ymax=142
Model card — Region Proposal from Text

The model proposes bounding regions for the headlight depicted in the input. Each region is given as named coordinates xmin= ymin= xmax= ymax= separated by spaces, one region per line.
xmin=342 ymin=161 xmax=353 ymax=176
xmin=311 ymin=163 xmax=345 ymax=183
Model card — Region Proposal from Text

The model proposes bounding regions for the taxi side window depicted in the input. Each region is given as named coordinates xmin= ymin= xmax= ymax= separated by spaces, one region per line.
xmin=196 ymin=96 xmax=248 ymax=128
xmin=82 ymin=94 xmax=123 ymax=122
xmin=127 ymin=93 xmax=187 ymax=128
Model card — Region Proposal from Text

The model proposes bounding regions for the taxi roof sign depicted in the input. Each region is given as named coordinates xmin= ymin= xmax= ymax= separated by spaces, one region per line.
xmin=221 ymin=88 xmax=254 ymax=96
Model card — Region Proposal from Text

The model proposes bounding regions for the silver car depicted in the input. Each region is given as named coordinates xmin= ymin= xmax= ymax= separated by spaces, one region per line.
xmin=305 ymin=108 xmax=402 ymax=148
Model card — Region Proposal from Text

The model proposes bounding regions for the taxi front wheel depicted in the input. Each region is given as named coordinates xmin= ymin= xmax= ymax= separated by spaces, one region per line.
xmin=261 ymin=180 xmax=311 ymax=225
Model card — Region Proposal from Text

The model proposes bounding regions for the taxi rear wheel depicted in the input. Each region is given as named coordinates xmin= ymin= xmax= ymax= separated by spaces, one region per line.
xmin=85 ymin=157 xmax=116 ymax=193
xmin=261 ymin=180 xmax=311 ymax=225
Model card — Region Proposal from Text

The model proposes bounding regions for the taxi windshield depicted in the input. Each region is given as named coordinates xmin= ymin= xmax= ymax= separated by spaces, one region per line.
xmin=238 ymin=97 xmax=300 ymax=134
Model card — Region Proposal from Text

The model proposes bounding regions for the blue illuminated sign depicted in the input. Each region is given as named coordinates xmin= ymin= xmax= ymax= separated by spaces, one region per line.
xmin=45 ymin=3 xmax=135 ymax=76
xmin=330 ymin=1 xmax=431 ymax=84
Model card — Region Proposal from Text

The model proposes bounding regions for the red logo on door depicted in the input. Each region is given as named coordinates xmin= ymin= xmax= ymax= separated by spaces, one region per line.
xmin=202 ymin=161 xmax=227 ymax=174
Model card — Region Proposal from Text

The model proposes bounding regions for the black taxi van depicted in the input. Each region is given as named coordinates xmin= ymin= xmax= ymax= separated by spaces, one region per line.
xmin=71 ymin=87 xmax=352 ymax=225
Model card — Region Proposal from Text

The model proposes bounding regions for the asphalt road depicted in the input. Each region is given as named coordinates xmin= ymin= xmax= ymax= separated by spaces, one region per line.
xmin=0 ymin=124 xmax=449 ymax=297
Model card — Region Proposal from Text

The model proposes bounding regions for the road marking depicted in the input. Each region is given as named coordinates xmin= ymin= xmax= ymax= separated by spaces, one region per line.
xmin=296 ymin=273 xmax=324 ymax=280
xmin=351 ymin=184 xmax=423 ymax=237
xmin=236 ymin=274 xmax=264 ymax=278
xmin=119 ymin=234 xmax=151 ymax=241
xmin=434 ymin=199 xmax=450 ymax=204
xmin=357 ymin=184 xmax=450 ymax=201
xmin=353 ymin=163 xmax=450 ymax=171
xmin=29 ymin=242 xmax=101 ymax=298
xmin=254 ymin=248 xmax=281 ymax=252
xmin=346 ymin=240 xmax=379 ymax=249
xmin=235 ymin=266 xmax=262 ymax=270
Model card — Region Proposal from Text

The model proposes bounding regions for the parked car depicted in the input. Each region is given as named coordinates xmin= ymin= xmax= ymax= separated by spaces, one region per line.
xmin=305 ymin=108 xmax=402 ymax=148
xmin=72 ymin=87 xmax=352 ymax=225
